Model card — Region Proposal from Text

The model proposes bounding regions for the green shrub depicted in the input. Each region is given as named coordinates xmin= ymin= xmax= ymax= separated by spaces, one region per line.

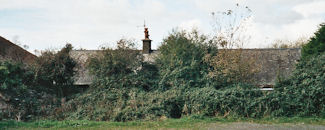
xmin=33 ymin=44 xmax=77 ymax=97
xmin=53 ymin=39 xmax=161 ymax=121
xmin=53 ymin=31 xmax=272 ymax=121
xmin=302 ymin=23 xmax=325 ymax=58
xmin=50 ymin=30 xmax=325 ymax=122
xmin=0 ymin=61 xmax=32 ymax=120
xmin=0 ymin=44 xmax=79 ymax=121
xmin=0 ymin=61 xmax=56 ymax=121
xmin=54 ymin=83 xmax=269 ymax=121
xmin=156 ymin=30 xmax=217 ymax=89
xmin=183 ymin=84 xmax=269 ymax=118
xmin=273 ymin=53 xmax=325 ymax=117
xmin=0 ymin=61 xmax=32 ymax=93
xmin=87 ymin=39 xmax=158 ymax=91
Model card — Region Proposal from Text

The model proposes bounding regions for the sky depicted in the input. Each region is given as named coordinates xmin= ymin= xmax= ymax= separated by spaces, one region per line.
xmin=0 ymin=0 xmax=325 ymax=53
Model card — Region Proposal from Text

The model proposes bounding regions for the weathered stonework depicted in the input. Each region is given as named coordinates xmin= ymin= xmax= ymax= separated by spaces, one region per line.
xmin=240 ymin=48 xmax=301 ymax=86
xmin=143 ymin=50 xmax=158 ymax=63
xmin=70 ymin=50 xmax=99 ymax=85
xmin=142 ymin=39 xmax=152 ymax=54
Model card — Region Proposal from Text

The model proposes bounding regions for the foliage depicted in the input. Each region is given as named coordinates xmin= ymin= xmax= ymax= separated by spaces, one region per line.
xmin=54 ymin=30 xmax=322 ymax=122
xmin=273 ymin=53 xmax=325 ymax=117
xmin=53 ymin=39 xmax=160 ymax=121
xmin=0 ymin=44 xmax=78 ymax=121
xmin=53 ymin=82 xmax=270 ymax=121
xmin=207 ymin=5 xmax=260 ymax=85
xmin=3 ymin=20 xmax=325 ymax=123
xmin=53 ymin=33 xmax=325 ymax=120
xmin=87 ymin=39 xmax=158 ymax=91
xmin=156 ymin=30 xmax=217 ymax=89
xmin=33 ymin=44 xmax=77 ymax=97
xmin=205 ymin=49 xmax=260 ymax=85
xmin=88 ymin=39 xmax=142 ymax=81
xmin=0 ymin=61 xmax=31 ymax=121
xmin=302 ymin=23 xmax=325 ymax=58
xmin=0 ymin=61 xmax=32 ymax=93
xmin=0 ymin=61 xmax=56 ymax=121
xmin=183 ymin=84 xmax=268 ymax=118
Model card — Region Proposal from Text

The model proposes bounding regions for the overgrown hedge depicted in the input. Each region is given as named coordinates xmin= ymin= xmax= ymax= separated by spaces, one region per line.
xmin=0 ymin=44 xmax=78 ymax=121
xmin=52 ymin=31 xmax=325 ymax=121
xmin=3 ymin=29 xmax=325 ymax=122
xmin=0 ymin=61 xmax=57 ymax=121
xmin=33 ymin=44 xmax=77 ymax=97
xmin=272 ymin=53 xmax=325 ymax=117
xmin=302 ymin=23 xmax=325 ymax=58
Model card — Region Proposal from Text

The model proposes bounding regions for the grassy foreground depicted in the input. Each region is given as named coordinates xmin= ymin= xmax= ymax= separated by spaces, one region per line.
xmin=1 ymin=117 xmax=325 ymax=129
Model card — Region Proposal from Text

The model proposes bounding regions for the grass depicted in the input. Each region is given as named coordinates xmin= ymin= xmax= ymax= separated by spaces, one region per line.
xmin=1 ymin=117 xmax=325 ymax=129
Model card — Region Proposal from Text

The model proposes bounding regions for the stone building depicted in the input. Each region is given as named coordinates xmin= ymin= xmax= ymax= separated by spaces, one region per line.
xmin=71 ymin=28 xmax=301 ymax=87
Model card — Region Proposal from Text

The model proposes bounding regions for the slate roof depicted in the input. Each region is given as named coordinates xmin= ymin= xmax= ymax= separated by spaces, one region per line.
xmin=0 ymin=36 xmax=37 ymax=64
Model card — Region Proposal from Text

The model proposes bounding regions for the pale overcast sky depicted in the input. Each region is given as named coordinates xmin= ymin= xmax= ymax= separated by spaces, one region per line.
xmin=0 ymin=0 xmax=325 ymax=53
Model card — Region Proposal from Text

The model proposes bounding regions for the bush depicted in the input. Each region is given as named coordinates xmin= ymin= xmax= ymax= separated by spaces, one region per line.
xmin=273 ymin=53 xmax=325 ymax=117
xmin=33 ymin=44 xmax=77 ymax=97
xmin=302 ymin=23 xmax=325 ymax=58
xmin=52 ymin=39 xmax=161 ymax=121
xmin=87 ymin=39 xmax=158 ymax=91
xmin=53 ymin=82 xmax=270 ymax=121
xmin=205 ymin=49 xmax=261 ymax=86
xmin=0 ymin=44 xmax=79 ymax=121
xmin=53 ymin=31 xmax=271 ymax=121
xmin=0 ymin=61 xmax=32 ymax=121
xmin=55 ymin=51 xmax=325 ymax=121
xmin=156 ymin=30 xmax=217 ymax=89
xmin=183 ymin=84 xmax=270 ymax=118
xmin=49 ymin=30 xmax=325 ymax=122
xmin=0 ymin=61 xmax=33 ymax=93
xmin=0 ymin=61 xmax=56 ymax=121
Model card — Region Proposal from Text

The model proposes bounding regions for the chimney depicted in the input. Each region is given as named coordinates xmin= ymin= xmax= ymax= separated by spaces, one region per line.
xmin=142 ymin=27 xmax=152 ymax=54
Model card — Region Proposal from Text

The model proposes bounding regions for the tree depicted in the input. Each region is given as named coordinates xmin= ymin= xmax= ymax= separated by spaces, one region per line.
xmin=0 ymin=61 xmax=37 ymax=121
xmin=302 ymin=23 xmax=325 ymax=58
xmin=211 ymin=3 xmax=252 ymax=49
xmin=206 ymin=4 xmax=260 ymax=85
xmin=156 ymin=30 xmax=217 ymax=89
xmin=34 ymin=44 xmax=77 ymax=97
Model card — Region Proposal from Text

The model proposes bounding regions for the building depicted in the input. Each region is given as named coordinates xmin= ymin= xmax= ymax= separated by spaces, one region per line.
xmin=70 ymin=28 xmax=301 ymax=87
xmin=0 ymin=36 xmax=37 ymax=64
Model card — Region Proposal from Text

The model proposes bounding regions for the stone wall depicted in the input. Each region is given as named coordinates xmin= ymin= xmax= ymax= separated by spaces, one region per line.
xmin=70 ymin=50 xmax=99 ymax=85
xmin=240 ymin=48 xmax=301 ymax=86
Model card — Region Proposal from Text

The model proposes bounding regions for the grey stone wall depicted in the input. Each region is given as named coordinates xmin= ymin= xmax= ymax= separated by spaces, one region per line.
xmin=70 ymin=50 xmax=99 ymax=85
xmin=240 ymin=48 xmax=301 ymax=86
